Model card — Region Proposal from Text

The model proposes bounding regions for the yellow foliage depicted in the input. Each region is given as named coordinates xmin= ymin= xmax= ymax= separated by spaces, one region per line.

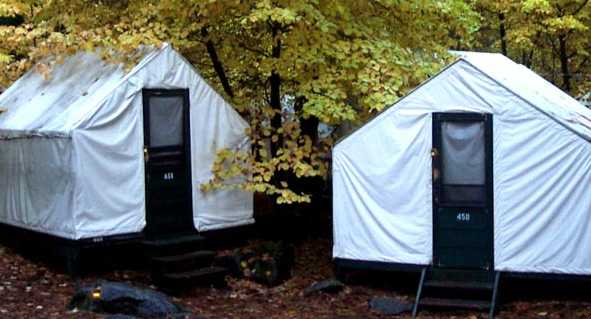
xmin=470 ymin=0 xmax=591 ymax=93
xmin=0 ymin=0 xmax=480 ymax=204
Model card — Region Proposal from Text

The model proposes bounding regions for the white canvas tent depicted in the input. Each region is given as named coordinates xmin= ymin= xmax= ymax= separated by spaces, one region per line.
xmin=333 ymin=52 xmax=591 ymax=276
xmin=0 ymin=43 xmax=253 ymax=241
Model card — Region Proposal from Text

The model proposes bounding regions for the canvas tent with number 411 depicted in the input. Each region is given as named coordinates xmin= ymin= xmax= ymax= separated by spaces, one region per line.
xmin=0 ymin=43 xmax=253 ymax=245
xmin=333 ymin=51 xmax=591 ymax=276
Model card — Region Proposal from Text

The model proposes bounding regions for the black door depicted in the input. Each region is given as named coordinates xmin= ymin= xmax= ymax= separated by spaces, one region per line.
xmin=432 ymin=113 xmax=493 ymax=270
xmin=143 ymin=89 xmax=193 ymax=235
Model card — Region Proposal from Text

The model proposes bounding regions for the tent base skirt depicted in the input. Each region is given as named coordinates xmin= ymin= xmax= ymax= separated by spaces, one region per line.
xmin=334 ymin=258 xmax=424 ymax=280
xmin=334 ymin=258 xmax=591 ymax=283
xmin=0 ymin=222 xmax=200 ymax=277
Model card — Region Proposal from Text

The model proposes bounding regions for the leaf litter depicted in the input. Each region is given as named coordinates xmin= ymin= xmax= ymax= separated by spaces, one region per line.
xmin=0 ymin=238 xmax=590 ymax=318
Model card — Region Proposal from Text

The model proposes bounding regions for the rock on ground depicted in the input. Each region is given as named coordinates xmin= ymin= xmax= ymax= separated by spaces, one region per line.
xmin=369 ymin=297 xmax=413 ymax=315
xmin=68 ymin=280 xmax=188 ymax=319
xmin=303 ymin=278 xmax=343 ymax=295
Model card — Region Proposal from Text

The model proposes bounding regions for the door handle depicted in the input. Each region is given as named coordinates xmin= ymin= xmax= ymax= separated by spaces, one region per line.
xmin=430 ymin=148 xmax=439 ymax=158
xmin=143 ymin=147 xmax=149 ymax=164
xmin=432 ymin=148 xmax=440 ymax=203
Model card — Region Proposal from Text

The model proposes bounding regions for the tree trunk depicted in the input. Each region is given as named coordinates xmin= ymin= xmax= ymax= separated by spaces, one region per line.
xmin=498 ymin=13 xmax=507 ymax=56
xmin=270 ymin=23 xmax=283 ymax=157
xmin=558 ymin=34 xmax=571 ymax=92
xmin=201 ymin=27 xmax=234 ymax=98
xmin=291 ymin=96 xmax=323 ymax=197
xmin=521 ymin=50 xmax=533 ymax=68
xmin=294 ymin=96 xmax=319 ymax=147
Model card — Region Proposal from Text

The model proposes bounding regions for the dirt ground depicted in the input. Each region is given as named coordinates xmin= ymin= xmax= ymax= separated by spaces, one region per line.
xmin=0 ymin=235 xmax=590 ymax=319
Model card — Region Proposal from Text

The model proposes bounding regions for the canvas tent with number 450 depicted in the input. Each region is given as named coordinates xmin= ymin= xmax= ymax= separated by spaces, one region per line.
xmin=0 ymin=43 xmax=253 ymax=244
xmin=333 ymin=52 xmax=591 ymax=276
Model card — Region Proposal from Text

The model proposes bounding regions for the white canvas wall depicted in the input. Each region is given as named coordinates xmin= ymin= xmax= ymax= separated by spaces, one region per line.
xmin=0 ymin=137 xmax=76 ymax=238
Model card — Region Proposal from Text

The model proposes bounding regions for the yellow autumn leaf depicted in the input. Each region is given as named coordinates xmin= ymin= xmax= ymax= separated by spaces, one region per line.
xmin=36 ymin=63 xmax=46 ymax=74
xmin=83 ymin=41 xmax=95 ymax=52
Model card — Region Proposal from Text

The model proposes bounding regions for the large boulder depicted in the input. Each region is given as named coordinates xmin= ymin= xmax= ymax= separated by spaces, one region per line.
xmin=68 ymin=280 xmax=189 ymax=319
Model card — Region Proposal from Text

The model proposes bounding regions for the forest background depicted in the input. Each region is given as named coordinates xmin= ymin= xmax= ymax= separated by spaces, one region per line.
xmin=2 ymin=0 xmax=590 ymax=203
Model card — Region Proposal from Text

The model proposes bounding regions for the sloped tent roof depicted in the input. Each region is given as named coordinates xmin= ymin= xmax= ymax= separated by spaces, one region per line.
xmin=451 ymin=51 xmax=591 ymax=141
xmin=333 ymin=52 xmax=591 ymax=275
xmin=0 ymin=43 xmax=253 ymax=239
xmin=0 ymin=46 xmax=155 ymax=136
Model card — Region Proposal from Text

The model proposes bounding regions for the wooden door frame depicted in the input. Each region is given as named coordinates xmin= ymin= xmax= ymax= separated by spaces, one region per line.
xmin=142 ymin=88 xmax=193 ymax=234
xmin=432 ymin=112 xmax=494 ymax=270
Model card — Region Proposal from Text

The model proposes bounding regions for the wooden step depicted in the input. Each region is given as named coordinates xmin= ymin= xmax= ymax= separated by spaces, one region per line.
xmin=423 ymin=279 xmax=494 ymax=290
xmin=142 ymin=234 xmax=204 ymax=247
xmin=151 ymin=250 xmax=216 ymax=264
xmin=155 ymin=266 xmax=228 ymax=292
xmin=428 ymin=268 xmax=495 ymax=283
xmin=420 ymin=297 xmax=491 ymax=309
xmin=142 ymin=234 xmax=205 ymax=256
xmin=150 ymin=250 xmax=217 ymax=273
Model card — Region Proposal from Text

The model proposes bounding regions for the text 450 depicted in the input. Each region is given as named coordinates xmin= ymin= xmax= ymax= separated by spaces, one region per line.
xmin=456 ymin=213 xmax=470 ymax=221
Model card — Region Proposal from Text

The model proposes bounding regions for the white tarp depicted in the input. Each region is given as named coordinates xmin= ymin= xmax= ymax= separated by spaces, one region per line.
xmin=333 ymin=52 xmax=591 ymax=275
xmin=0 ymin=43 xmax=253 ymax=239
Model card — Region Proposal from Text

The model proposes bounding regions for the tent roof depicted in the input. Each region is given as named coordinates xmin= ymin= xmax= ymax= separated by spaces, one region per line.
xmin=336 ymin=51 xmax=591 ymax=146
xmin=455 ymin=51 xmax=591 ymax=142
xmin=0 ymin=45 xmax=160 ymax=138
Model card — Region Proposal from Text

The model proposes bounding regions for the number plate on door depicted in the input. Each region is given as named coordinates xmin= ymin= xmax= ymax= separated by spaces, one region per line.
xmin=163 ymin=172 xmax=174 ymax=180
xmin=438 ymin=208 xmax=487 ymax=230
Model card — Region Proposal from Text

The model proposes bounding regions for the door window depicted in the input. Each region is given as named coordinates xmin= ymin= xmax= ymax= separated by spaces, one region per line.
xmin=148 ymin=96 xmax=184 ymax=148
xmin=440 ymin=121 xmax=486 ymax=205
